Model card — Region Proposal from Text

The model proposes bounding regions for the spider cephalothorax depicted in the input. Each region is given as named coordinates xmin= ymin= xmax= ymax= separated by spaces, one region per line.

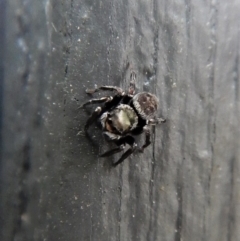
xmin=80 ymin=72 xmax=166 ymax=166
xmin=100 ymin=104 xmax=138 ymax=135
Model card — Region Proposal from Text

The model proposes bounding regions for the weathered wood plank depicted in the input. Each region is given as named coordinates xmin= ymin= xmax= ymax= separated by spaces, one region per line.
xmin=1 ymin=0 xmax=239 ymax=241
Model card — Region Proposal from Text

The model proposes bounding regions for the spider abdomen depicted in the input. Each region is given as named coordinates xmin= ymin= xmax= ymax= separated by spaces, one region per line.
xmin=132 ymin=92 xmax=159 ymax=120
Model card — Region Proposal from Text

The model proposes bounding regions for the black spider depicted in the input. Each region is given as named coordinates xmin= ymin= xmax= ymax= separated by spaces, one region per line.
xmin=79 ymin=72 xmax=166 ymax=166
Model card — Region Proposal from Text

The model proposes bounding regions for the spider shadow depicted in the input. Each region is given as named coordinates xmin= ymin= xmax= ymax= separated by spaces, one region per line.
xmin=100 ymin=140 xmax=121 ymax=171
xmin=76 ymin=115 xmax=115 ymax=170
xmin=82 ymin=130 xmax=119 ymax=171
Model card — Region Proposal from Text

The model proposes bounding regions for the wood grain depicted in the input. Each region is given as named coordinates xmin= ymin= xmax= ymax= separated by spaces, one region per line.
xmin=1 ymin=0 xmax=239 ymax=240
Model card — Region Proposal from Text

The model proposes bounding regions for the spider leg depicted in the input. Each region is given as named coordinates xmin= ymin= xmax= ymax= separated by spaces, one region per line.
xmin=78 ymin=96 xmax=113 ymax=109
xmin=100 ymin=133 xmax=137 ymax=166
xmin=112 ymin=135 xmax=138 ymax=166
xmin=139 ymin=126 xmax=151 ymax=152
xmin=103 ymin=94 xmax=124 ymax=111
xmin=139 ymin=118 xmax=166 ymax=152
xmin=84 ymin=107 xmax=102 ymax=131
xmin=83 ymin=95 xmax=125 ymax=132
xmin=99 ymin=132 xmax=125 ymax=157
xmin=113 ymin=141 xmax=137 ymax=166
xmin=128 ymin=71 xmax=136 ymax=95
xmin=86 ymin=86 xmax=124 ymax=95
xmin=147 ymin=118 xmax=166 ymax=125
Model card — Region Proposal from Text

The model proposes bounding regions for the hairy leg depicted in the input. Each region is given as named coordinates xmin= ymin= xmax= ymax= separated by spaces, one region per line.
xmin=78 ymin=96 xmax=113 ymax=109
xmin=139 ymin=126 xmax=151 ymax=152
xmin=83 ymin=94 xmax=124 ymax=131
xmin=128 ymin=71 xmax=136 ymax=95
xmin=138 ymin=118 xmax=166 ymax=152
xmin=113 ymin=142 xmax=137 ymax=167
xmin=86 ymin=86 xmax=123 ymax=95
xmin=100 ymin=133 xmax=137 ymax=166
xmin=147 ymin=118 xmax=166 ymax=125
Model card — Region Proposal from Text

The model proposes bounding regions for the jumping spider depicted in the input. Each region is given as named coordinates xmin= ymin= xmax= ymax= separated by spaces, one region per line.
xmin=80 ymin=72 xmax=166 ymax=166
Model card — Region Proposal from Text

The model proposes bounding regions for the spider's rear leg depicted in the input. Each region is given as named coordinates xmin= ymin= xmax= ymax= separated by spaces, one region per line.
xmin=86 ymin=86 xmax=124 ymax=95
xmin=139 ymin=118 xmax=166 ymax=152
xmin=128 ymin=71 xmax=136 ymax=95
xmin=78 ymin=96 xmax=113 ymax=109
xmin=139 ymin=126 xmax=151 ymax=152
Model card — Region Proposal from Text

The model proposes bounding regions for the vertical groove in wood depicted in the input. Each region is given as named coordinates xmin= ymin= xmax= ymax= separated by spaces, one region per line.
xmin=1 ymin=0 xmax=240 ymax=241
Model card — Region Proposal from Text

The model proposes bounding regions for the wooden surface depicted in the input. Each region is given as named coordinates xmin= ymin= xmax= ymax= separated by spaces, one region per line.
xmin=1 ymin=0 xmax=240 ymax=240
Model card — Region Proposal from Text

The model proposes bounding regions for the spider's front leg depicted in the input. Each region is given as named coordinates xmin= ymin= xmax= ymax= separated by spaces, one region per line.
xmin=86 ymin=86 xmax=124 ymax=95
xmin=81 ymin=95 xmax=125 ymax=131
xmin=78 ymin=96 xmax=113 ymax=109
xmin=84 ymin=106 xmax=102 ymax=131
xmin=100 ymin=132 xmax=137 ymax=166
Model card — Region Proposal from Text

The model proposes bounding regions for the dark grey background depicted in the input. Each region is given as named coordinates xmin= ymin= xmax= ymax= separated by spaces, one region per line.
xmin=1 ymin=0 xmax=240 ymax=241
